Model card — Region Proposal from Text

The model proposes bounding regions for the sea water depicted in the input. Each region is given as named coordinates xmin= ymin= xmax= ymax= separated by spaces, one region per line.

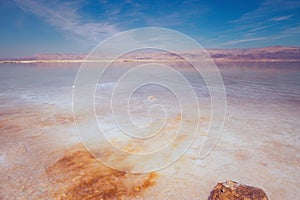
xmin=0 ymin=61 xmax=299 ymax=199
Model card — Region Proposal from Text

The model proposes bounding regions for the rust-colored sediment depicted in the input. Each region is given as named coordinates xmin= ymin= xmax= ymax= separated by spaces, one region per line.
xmin=46 ymin=145 xmax=157 ymax=199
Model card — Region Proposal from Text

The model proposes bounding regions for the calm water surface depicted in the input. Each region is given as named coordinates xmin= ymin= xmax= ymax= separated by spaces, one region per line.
xmin=0 ymin=61 xmax=299 ymax=199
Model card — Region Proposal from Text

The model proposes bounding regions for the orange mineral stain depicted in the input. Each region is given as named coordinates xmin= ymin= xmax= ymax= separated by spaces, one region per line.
xmin=46 ymin=145 xmax=157 ymax=199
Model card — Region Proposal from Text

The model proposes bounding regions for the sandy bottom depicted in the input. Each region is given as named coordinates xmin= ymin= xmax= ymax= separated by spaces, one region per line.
xmin=0 ymin=98 xmax=299 ymax=199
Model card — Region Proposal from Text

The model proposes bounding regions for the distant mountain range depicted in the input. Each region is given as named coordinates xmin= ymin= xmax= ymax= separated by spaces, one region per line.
xmin=1 ymin=46 xmax=300 ymax=63
xmin=207 ymin=46 xmax=300 ymax=62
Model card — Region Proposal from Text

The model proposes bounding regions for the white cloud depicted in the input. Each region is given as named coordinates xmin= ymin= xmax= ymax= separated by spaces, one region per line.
xmin=247 ymin=25 xmax=273 ymax=33
xmin=14 ymin=0 xmax=119 ymax=43
xmin=218 ymin=0 xmax=300 ymax=47
xmin=220 ymin=37 xmax=268 ymax=46
xmin=233 ymin=0 xmax=300 ymax=24
xmin=282 ymin=25 xmax=300 ymax=34
xmin=271 ymin=15 xmax=293 ymax=21
xmin=230 ymin=0 xmax=299 ymax=33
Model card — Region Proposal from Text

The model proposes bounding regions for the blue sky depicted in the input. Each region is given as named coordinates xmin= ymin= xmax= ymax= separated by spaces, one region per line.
xmin=1 ymin=0 xmax=300 ymax=58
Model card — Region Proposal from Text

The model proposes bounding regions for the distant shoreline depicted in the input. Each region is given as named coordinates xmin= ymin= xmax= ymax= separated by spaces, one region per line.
xmin=1 ymin=59 xmax=300 ymax=64
xmin=1 ymin=46 xmax=300 ymax=64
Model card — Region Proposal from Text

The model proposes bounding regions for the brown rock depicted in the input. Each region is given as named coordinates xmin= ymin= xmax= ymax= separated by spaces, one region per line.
xmin=208 ymin=180 xmax=269 ymax=200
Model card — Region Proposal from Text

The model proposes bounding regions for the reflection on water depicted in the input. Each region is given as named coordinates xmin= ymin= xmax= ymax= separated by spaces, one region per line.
xmin=0 ymin=63 xmax=79 ymax=106
xmin=218 ymin=62 xmax=300 ymax=105
xmin=0 ymin=61 xmax=299 ymax=199
xmin=1 ymin=62 xmax=299 ymax=106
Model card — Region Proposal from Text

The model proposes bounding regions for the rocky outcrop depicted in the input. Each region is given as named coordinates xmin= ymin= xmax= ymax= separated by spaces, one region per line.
xmin=208 ymin=180 xmax=269 ymax=200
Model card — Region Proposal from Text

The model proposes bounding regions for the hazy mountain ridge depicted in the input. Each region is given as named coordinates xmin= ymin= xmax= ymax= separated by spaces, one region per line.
xmin=208 ymin=46 xmax=300 ymax=61
xmin=1 ymin=46 xmax=300 ymax=62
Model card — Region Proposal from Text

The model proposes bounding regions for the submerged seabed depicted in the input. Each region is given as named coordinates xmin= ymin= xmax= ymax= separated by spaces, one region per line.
xmin=0 ymin=62 xmax=299 ymax=199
